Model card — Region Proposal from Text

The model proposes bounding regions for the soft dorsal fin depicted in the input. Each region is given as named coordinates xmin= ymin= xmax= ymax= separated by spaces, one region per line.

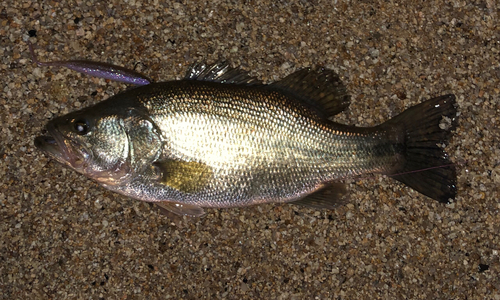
xmin=269 ymin=67 xmax=351 ymax=118
xmin=184 ymin=61 xmax=262 ymax=85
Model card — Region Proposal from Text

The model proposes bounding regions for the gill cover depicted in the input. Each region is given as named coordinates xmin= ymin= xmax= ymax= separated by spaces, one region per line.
xmin=36 ymin=106 xmax=163 ymax=187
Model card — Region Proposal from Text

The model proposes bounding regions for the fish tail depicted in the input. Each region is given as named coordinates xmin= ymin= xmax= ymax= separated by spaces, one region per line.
xmin=381 ymin=94 xmax=458 ymax=203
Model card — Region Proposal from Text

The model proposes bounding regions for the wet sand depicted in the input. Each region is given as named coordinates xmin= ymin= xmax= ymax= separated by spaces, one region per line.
xmin=1 ymin=0 xmax=499 ymax=298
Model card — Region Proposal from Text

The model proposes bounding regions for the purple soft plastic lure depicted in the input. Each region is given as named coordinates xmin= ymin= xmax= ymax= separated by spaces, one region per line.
xmin=28 ymin=41 xmax=151 ymax=86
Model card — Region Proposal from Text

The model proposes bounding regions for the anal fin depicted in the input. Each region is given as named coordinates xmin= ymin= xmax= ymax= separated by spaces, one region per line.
xmin=291 ymin=182 xmax=349 ymax=210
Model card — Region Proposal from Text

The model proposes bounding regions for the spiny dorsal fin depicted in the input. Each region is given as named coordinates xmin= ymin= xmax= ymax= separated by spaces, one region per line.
xmin=269 ymin=67 xmax=351 ymax=118
xmin=184 ymin=61 xmax=262 ymax=85
xmin=291 ymin=182 xmax=349 ymax=210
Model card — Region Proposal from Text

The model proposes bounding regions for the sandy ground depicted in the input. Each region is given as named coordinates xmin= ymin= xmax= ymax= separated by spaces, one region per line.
xmin=1 ymin=0 xmax=499 ymax=299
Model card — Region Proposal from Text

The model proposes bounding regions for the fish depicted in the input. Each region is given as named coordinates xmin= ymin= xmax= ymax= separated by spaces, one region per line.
xmin=33 ymin=55 xmax=458 ymax=216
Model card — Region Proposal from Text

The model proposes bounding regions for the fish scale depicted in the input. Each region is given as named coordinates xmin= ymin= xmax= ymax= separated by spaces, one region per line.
xmin=122 ymin=80 xmax=402 ymax=208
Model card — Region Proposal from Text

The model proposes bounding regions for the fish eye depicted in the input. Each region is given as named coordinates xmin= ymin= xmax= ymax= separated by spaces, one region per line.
xmin=73 ymin=119 xmax=90 ymax=135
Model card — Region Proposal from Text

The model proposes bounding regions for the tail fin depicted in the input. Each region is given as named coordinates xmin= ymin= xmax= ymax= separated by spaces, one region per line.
xmin=381 ymin=94 xmax=458 ymax=203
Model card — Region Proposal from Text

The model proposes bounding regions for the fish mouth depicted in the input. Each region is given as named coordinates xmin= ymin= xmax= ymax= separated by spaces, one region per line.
xmin=35 ymin=123 xmax=90 ymax=171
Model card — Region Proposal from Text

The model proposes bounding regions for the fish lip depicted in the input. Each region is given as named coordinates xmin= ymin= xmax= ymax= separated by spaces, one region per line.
xmin=34 ymin=135 xmax=60 ymax=157
xmin=35 ymin=123 xmax=89 ymax=169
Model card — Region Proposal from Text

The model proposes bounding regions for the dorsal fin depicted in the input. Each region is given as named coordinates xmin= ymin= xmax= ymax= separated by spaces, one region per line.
xmin=184 ymin=62 xmax=351 ymax=118
xmin=184 ymin=61 xmax=262 ymax=85
xmin=269 ymin=67 xmax=351 ymax=118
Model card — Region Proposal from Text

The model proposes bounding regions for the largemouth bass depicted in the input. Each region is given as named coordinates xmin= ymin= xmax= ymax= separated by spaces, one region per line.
xmin=34 ymin=61 xmax=458 ymax=216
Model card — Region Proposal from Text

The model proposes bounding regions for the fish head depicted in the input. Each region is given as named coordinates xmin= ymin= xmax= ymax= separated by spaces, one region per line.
xmin=35 ymin=107 xmax=134 ymax=186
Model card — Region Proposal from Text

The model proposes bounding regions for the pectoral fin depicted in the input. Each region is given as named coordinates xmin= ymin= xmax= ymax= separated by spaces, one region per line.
xmin=154 ymin=201 xmax=205 ymax=217
xmin=154 ymin=159 xmax=213 ymax=194
xmin=291 ymin=182 xmax=349 ymax=210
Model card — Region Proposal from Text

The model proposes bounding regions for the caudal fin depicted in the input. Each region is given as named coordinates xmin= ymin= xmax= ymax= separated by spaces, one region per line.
xmin=382 ymin=94 xmax=458 ymax=203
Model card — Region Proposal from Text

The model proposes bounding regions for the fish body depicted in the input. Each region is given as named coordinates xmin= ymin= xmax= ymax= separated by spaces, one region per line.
xmin=35 ymin=62 xmax=458 ymax=216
